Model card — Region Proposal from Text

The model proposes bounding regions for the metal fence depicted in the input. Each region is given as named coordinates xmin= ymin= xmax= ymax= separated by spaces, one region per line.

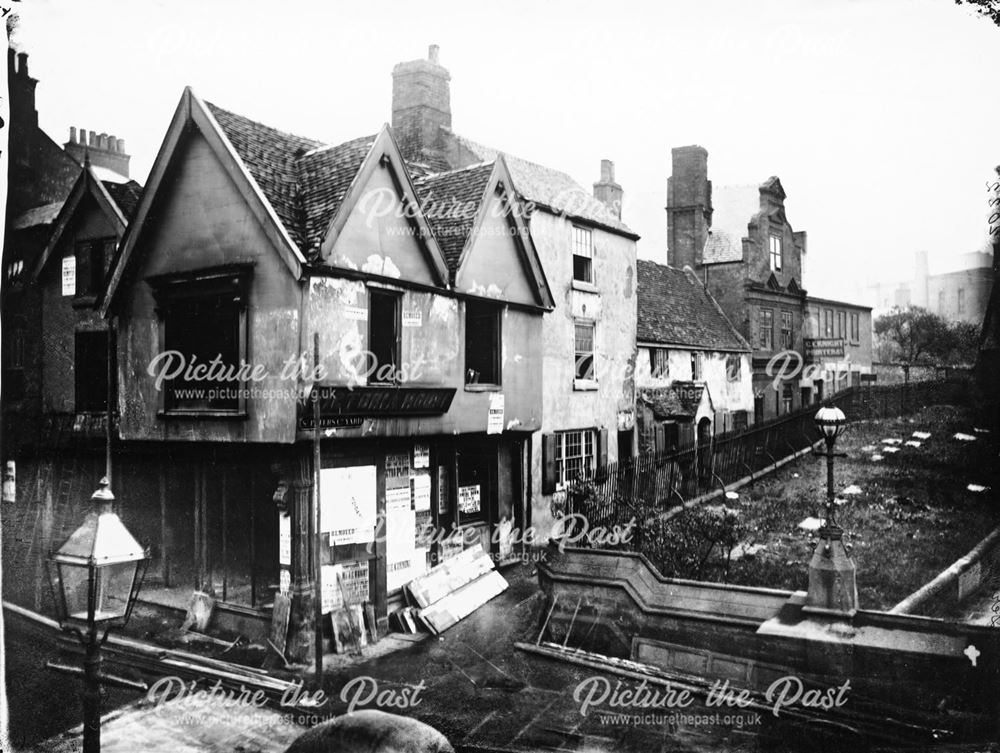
xmin=565 ymin=378 xmax=974 ymax=540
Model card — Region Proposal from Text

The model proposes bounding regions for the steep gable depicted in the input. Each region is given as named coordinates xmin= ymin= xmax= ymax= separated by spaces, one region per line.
xmin=415 ymin=158 xmax=554 ymax=308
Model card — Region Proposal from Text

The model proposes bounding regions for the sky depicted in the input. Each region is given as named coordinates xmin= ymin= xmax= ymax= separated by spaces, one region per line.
xmin=11 ymin=0 xmax=1000 ymax=302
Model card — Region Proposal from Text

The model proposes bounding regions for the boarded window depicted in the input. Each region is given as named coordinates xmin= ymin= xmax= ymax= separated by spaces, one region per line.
xmin=650 ymin=347 xmax=669 ymax=378
xmin=690 ymin=352 xmax=702 ymax=381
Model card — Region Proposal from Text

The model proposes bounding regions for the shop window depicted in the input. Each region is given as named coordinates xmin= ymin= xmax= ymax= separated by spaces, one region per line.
xmin=574 ymin=320 xmax=595 ymax=381
xmin=465 ymin=300 xmax=501 ymax=386
xmin=759 ymin=309 xmax=773 ymax=351
xmin=572 ymin=225 xmax=593 ymax=283
xmin=150 ymin=267 xmax=249 ymax=414
xmin=837 ymin=311 xmax=847 ymax=340
xmin=650 ymin=347 xmax=669 ymax=379
xmin=75 ymin=331 xmax=109 ymax=413
xmin=782 ymin=383 xmax=793 ymax=414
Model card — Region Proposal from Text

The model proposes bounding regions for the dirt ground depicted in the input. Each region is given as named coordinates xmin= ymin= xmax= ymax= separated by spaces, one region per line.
xmin=699 ymin=404 xmax=999 ymax=610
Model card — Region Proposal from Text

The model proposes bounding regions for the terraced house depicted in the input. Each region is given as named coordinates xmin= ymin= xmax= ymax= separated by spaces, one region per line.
xmin=99 ymin=46 xmax=636 ymax=660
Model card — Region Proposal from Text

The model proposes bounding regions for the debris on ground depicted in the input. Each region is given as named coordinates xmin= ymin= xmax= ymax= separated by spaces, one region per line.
xmin=725 ymin=491 xmax=740 ymax=501
xmin=912 ymin=431 xmax=931 ymax=440
xmin=905 ymin=440 xmax=922 ymax=448
xmin=883 ymin=446 xmax=900 ymax=454
xmin=882 ymin=438 xmax=903 ymax=445
xmin=871 ymin=454 xmax=884 ymax=461
xmin=953 ymin=433 xmax=977 ymax=441
xmin=861 ymin=445 xmax=878 ymax=452
xmin=967 ymin=484 xmax=989 ymax=493
xmin=842 ymin=485 xmax=863 ymax=496
xmin=798 ymin=516 xmax=824 ymax=532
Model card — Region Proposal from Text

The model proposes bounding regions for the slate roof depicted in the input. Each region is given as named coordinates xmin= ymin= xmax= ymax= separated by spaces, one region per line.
xmin=102 ymin=180 xmax=143 ymax=221
xmin=637 ymin=259 xmax=749 ymax=351
xmin=703 ymin=184 xmax=761 ymax=264
xmin=205 ymin=102 xmax=376 ymax=255
xmin=413 ymin=162 xmax=495 ymax=276
xmin=448 ymin=133 xmax=636 ymax=237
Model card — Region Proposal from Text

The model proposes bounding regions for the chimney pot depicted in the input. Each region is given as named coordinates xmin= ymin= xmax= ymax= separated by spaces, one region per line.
xmin=69 ymin=126 xmax=77 ymax=144
xmin=116 ymin=138 xmax=126 ymax=154
xmin=601 ymin=159 xmax=615 ymax=183
xmin=16 ymin=52 xmax=27 ymax=76
xmin=89 ymin=131 xmax=97 ymax=147
xmin=428 ymin=44 xmax=440 ymax=64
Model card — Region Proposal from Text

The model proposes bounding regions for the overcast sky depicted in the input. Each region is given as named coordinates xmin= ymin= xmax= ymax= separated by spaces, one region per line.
xmin=12 ymin=0 xmax=1000 ymax=301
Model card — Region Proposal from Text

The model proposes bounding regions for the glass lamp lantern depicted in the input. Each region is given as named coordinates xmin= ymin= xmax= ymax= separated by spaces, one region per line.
xmin=814 ymin=405 xmax=847 ymax=443
xmin=49 ymin=478 xmax=148 ymax=635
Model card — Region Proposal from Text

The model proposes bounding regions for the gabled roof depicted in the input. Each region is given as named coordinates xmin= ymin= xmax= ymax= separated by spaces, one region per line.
xmin=103 ymin=88 xmax=308 ymax=316
xmin=31 ymin=166 xmax=142 ymax=283
xmin=413 ymin=157 xmax=554 ymax=307
xmin=703 ymin=184 xmax=760 ymax=264
xmin=447 ymin=132 xmax=637 ymax=238
xmin=413 ymin=161 xmax=495 ymax=273
xmin=637 ymin=259 xmax=749 ymax=352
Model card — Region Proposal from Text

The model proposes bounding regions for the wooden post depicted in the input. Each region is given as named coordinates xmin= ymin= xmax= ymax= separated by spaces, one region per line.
xmin=312 ymin=333 xmax=324 ymax=684
xmin=159 ymin=458 xmax=169 ymax=587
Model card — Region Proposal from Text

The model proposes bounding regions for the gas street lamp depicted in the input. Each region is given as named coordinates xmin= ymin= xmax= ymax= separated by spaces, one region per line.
xmin=48 ymin=478 xmax=148 ymax=753
xmin=804 ymin=405 xmax=859 ymax=618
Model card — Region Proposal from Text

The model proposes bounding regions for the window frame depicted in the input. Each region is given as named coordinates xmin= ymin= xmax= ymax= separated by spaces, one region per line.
xmin=650 ymin=347 xmax=669 ymax=379
xmin=555 ymin=428 xmax=597 ymax=490
xmin=726 ymin=354 xmax=741 ymax=383
xmin=149 ymin=265 xmax=252 ymax=418
xmin=572 ymin=225 xmax=594 ymax=284
xmin=367 ymin=287 xmax=402 ymax=386
xmin=837 ymin=311 xmax=847 ymax=340
xmin=780 ymin=310 xmax=793 ymax=350
xmin=690 ymin=351 xmax=703 ymax=381
xmin=74 ymin=330 xmax=110 ymax=414
xmin=574 ymin=319 xmax=596 ymax=384
xmin=464 ymin=299 xmax=502 ymax=389
xmin=824 ymin=308 xmax=834 ymax=337
xmin=759 ymin=308 xmax=774 ymax=351
xmin=769 ymin=235 xmax=783 ymax=272
xmin=849 ymin=313 xmax=860 ymax=343
xmin=957 ymin=288 xmax=965 ymax=314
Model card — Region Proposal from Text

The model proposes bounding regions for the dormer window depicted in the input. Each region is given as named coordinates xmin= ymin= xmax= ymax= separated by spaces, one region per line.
xmin=769 ymin=235 xmax=782 ymax=272
xmin=572 ymin=226 xmax=594 ymax=283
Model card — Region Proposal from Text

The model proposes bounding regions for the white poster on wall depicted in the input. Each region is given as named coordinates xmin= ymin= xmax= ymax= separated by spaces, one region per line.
xmin=487 ymin=393 xmax=505 ymax=434
xmin=320 ymin=465 xmax=377 ymax=545
xmin=412 ymin=473 xmax=431 ymax=512
xmin=279 ymin=512 xmax=292 ymax=566
xmin=61 ymin=255 xmax=76 ymax=296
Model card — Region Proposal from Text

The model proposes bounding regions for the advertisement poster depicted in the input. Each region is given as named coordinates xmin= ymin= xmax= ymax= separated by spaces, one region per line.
xmin=320 ymin=465 xmax=377 ymax=545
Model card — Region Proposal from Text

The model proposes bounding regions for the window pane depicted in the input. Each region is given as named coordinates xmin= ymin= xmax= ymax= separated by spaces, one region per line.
xmin=465 ymin=301 xmax=501 ymax=385
xmin=575 ymin=322 xmax=595 ymax=380
xmin=369 ymin=290 xmax=399 ymax=383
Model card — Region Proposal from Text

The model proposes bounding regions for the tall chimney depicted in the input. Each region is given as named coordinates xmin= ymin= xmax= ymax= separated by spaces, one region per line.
xmin=666 ymin=145 xmax=712 ymax=269
xmin=391 ymin=44 xmax=451 ymax=168
xmin=593 ymin=159 xmax=623 ymax=220
xmin=69 ymin=126 xmax=77 ymax=144
xmin=64 ymin=125 xmax=132 ymax=178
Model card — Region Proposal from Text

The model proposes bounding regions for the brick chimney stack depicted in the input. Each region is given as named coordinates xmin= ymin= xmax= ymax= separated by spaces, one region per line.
xmin=64 ymin=125 xmax=131 ymax=179
xmin=666 ymin=145 xmax=712 ymax=269
xmin=593 ymin=159 xmax=623 ymax=220
xmin=391 ymin=44 xmax=451 ymax=168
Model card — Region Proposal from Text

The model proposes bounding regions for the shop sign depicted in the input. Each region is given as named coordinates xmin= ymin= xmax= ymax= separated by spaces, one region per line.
xmin=804 ymin=338 xmax=845 ymax=359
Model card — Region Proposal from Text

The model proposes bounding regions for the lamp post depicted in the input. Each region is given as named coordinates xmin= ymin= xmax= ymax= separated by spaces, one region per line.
xmin=805 ymin=406 xmax=859 ymax=618
xmin=48 ymin=478 xmax=148 ymax=753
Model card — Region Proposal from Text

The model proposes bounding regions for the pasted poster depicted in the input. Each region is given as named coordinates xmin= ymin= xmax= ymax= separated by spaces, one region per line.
xmin=487 ymin=393 xmax=505 ymax=434
xmin=413 ymin=443 xmax=430 ymax=469
xmin=320 ymin=465 xmax=377 ymax=545
xmin=321 ymin=561 xmax=370 ymax=614
xmin=412 ymin=473 xmax=431 ymax=512
xmin=278 ymin=511 xmax=291 ymax=566
xmin=458 ymin=484 xmax=481 ymax=515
